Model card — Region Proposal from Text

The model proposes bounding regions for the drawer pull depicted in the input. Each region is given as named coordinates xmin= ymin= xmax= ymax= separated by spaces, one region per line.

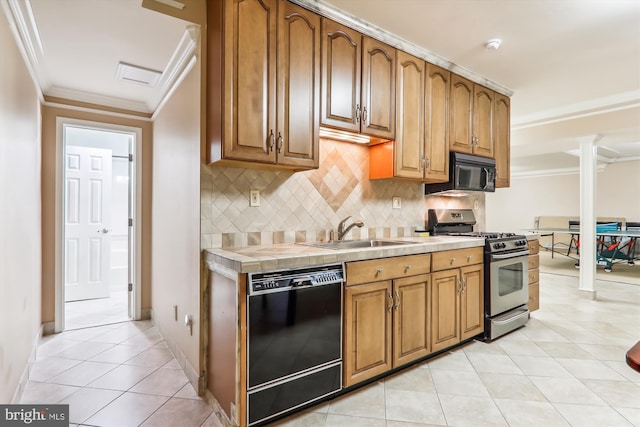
xmin=450 ymin=257 xmax=456 ymax=265
xmin=387 ymin=290 xmax=393 ymax=312
xmin=376 ymin=268 xmax=383 ymax=276
xmin=394 ymin=290 xmax=400 ymax=310
xmin=467 ymin=255 xmax=472 ymax=262
xmin=404 ymin=265 xmax=411 ymax=272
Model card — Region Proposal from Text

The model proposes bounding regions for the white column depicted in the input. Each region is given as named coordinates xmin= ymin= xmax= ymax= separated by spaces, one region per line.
xmin=578 ymin=134 xmax=600 ymax=299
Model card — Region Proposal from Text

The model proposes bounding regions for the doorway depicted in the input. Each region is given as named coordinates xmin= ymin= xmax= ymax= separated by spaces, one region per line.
xmin=56 ymin=119 xmax=142 ymax=331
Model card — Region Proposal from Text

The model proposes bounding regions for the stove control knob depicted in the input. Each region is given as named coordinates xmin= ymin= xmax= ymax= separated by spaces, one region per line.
xmin=501 ymin=243 xmax=507 ymax=249
xmin=493 ymin=243 xmax=501 ymax=249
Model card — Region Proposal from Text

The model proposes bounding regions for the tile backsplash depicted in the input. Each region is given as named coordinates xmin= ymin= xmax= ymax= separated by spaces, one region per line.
xmin=201 ymin=138 xmax=484 ymax=249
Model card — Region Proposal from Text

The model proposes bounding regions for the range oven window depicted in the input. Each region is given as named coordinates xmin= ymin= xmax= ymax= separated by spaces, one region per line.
xmin=498 ymin=262 xmax=525 ymax=296
xmin=248 ymin=283 xmax=341 ymax=388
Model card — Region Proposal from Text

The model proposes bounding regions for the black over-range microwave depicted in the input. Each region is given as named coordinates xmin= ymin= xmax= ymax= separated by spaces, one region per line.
xmin=425 ymin=152 xmax=496 ymax=195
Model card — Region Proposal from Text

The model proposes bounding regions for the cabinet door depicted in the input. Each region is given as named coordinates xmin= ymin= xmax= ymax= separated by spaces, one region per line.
xmin=460 ymin=264 xmax=484 ymax=340
xmin=223 ymin=0 xmax=277 ymax=163
xmin=472 ymin=85 xmax=494 ymax=157
xmin=361 ymin=37 xmax=396 ymax=139
xmin=321 ymin=19 xmax=361 ymax=133
xmin=276 ymin=1 xmax=320 ymax=168
xmin=393 ymin=274 xmax=430 ymax=367
xmin=344 ymin=281 xmax=393 ymax=387
xmin=449 ymin=74 xmax=473 ymax=154
xmin=431 ymin=269 xmax=460 ymax=352
xmin=394 ymin=51 xmax=424 ymax=179
xmin=494 ymin=92 xmax=510 ymax=187
xmin=424 ymin=63 xmax=450 ymax=182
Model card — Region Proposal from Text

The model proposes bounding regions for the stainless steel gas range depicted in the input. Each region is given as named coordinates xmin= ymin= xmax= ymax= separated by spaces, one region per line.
xmin=428 ymin=209 xmax=530 ymax=340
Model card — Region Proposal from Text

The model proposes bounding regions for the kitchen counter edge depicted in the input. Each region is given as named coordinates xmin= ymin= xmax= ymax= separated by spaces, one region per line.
xmin=204 ymin=236 xmax=485 ymax=273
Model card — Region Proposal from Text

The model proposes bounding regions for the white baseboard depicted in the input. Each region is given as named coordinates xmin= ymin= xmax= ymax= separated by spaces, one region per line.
xmin=12 ymin=324 xmax=45 ymax=403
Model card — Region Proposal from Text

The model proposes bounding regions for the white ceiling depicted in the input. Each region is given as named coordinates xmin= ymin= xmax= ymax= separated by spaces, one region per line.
xmin=7 ymin=0 xmax=640 ymax=175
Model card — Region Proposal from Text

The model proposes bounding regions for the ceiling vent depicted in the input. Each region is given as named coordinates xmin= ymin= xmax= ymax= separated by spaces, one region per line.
xmin=116 ymin=62 xmax=162 ymax=87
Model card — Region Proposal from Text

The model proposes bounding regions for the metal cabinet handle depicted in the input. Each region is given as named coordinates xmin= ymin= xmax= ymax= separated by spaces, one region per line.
xmin=268 ymin=130 xmax=275 ymax=152
xmin=277 ymin=132 xmax=283 ymax=153
xmin=404 ymin=265 xmax=411 ymax=273
xmin=388 ymin=290 xmax=393 ymax=312
xmin=394 ymin=290 xmax=400 ymax=310
xmin=457 ymin=278 xmax=463 ymax=293
xmin=467 ymin=255 xmax=472 ymax=262
xmin=425 ymin=156 xmax=430 ymax=170
xmin=355 ymin=104 xmax=361 ymax=123
xmin=450 ymin=257 xmax=456 ymax=265
xmin=462 ymin=278 xmax=467 ymax=292
xmin=420 ymin=156 xmax=425 ymax=172
xmin=376 ymin=268 xmax=383 ymax=276
xmin=362 ymin=106 xmax=368 ymax=123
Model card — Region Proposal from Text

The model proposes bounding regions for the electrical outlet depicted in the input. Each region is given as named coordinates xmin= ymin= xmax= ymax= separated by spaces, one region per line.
xmin=392 ymin=197 xmax=401 ymax=209
xmin=474 ymin=200 xmax=479 ymax=210
xmin=250 ymin=190 xmax=260 ymax=207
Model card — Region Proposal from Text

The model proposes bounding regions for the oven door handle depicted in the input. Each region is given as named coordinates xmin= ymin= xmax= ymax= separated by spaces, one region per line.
xmin=492 ymin=308 xmax=530 ymax=325
xmin=490 ymin=250 xmax=529 ymax=260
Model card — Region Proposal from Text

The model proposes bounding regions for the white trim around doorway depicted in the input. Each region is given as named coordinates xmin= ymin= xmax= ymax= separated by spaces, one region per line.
xmin=55 ymin=117 xmax=143 ymax=332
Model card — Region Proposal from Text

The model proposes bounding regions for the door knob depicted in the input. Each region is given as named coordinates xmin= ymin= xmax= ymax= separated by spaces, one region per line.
xmin=98 ymin=228 xmax=110 ymax=234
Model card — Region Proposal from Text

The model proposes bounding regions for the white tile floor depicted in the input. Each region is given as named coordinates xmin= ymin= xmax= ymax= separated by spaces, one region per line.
xmin=22 ymin=272 xmax=640 ymax=426
xmin=65 ymin=290 xmax=129 ymax=330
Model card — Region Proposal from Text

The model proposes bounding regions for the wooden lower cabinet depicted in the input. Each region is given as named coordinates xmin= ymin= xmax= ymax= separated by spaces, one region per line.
xmin=528 ymin=239 xmax=540 ymax=311
xmin=343 ymin=281 xmax=393 ymax=387
xmin=343 ymin=273 xmax=430 ymax=387
xmin=431 ymin=261 xmax=484 ymax=353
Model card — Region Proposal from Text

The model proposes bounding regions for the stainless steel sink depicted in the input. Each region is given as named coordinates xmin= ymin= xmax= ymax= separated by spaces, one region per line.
xmin=300 ymin=239 xmax=416 ymax=250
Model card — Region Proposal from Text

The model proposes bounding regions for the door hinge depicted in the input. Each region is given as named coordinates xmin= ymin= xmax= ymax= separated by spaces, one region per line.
xmin=129 ymin=154 xmax=134 ymax=162
xmin=128 ymin=283 xmax=133 ymax=292
xmin=128 ymin=218 xmax=133 ymax=227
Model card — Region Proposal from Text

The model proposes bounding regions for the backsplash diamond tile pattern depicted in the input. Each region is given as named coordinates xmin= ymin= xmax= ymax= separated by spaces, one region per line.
xmin=201 ymin=139 xmax=484 ymax=249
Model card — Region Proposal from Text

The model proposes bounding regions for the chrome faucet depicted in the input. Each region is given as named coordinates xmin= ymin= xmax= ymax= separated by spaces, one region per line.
xmin=337 ymin=216 xmax=364 ymax=241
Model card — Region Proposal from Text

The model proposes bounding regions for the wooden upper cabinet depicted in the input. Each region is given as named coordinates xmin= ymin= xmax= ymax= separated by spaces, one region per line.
xmin=449 ymin=74 xmax=495 ymax=158
xmin=221 ymin=0 xmax=277 ymax=164
xmin=276 ymin=1 xmax=320 ymax=168
xmin=394 ymin=51 xmax=425 ymax=179
xmin=361 ymin=37 xmax=396 ymax=139
xmin=450 ymin=74 xmax=474 ymax=154
xmin=473 ymin=85 xmax=494 ymax=157
xmin=493 ymin=93 xmax=510 ymax=188
xmin=321 ymin=19 xmax=396 ymax=139
xmin=321 ymin=19 xmax=361 ymax=132
xmin=207 ymin=0 xmax=318 ymax=170
xmin=424 ymin=63 xmax=450 ymax=182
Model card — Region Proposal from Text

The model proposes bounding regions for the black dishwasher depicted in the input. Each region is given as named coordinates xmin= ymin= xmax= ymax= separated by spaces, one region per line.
xmin=247 ymin=264 xmax=343 ymax=425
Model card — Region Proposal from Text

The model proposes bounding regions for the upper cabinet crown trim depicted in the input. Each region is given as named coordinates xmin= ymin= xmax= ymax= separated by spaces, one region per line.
xmin=287 ymin=0 xmax=513 ymax=97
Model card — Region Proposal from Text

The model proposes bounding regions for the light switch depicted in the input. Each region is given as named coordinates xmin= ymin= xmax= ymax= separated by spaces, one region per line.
xmin=392 ymin=197 xmax=401 ymax=209
xmin=250 ymin=190 xmax=260 ymax=207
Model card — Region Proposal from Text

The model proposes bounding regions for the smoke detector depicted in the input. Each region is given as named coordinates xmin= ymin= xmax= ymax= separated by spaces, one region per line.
xmin=484 ymin=39 xmax=502 ymax=51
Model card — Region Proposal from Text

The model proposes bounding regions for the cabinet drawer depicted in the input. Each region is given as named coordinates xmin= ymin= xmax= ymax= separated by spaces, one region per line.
xmin=528 ymin=255 xmax=539 ymax=270
xmin=528 ymin=268 xmax=539 ymax=285
xmin=431 ymin=247 xmax=483 ymax=272
xmin=345 ymin=254 xmax=431 ymax=286
xmin=527 ymin=239 xmax=539 ymax=255
xmin=528 ymin=283 xmax=539 ymax=312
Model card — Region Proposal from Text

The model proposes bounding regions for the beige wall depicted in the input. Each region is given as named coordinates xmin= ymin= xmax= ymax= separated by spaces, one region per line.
xmin=152 ymin=61 xmax=201 ymax=374
xmin=40 ymin=106 xmax=153 ymax=323
xmin=485 ymin=160 xmax=640 ymax=232
xmin=0 ymin=11 xmax=42 ymax=403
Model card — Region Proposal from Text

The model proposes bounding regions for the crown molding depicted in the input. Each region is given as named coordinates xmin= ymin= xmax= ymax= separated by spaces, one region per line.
xmin=1 ymin=0 xmax=47 ymax=100
xmin=512 ymin=91 xmax=640 ymax=130
xmin=45 ymin=86 xmax=152 ymax=113
xmin=148 ymin=25 xmax=199 ymax=112
xmin=289 ymin=0 xmax=513 ymax=97
xmin=511 ymin=163 xmax=608 ymax=179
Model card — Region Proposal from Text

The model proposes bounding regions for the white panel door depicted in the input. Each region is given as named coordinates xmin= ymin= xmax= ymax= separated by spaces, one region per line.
xmin=64 ymin=146 xmax=112 ymax=302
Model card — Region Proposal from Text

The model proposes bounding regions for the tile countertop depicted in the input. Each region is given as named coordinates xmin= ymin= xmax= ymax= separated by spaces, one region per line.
xmin=204 ymin=236 xmax=485 ymax=273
